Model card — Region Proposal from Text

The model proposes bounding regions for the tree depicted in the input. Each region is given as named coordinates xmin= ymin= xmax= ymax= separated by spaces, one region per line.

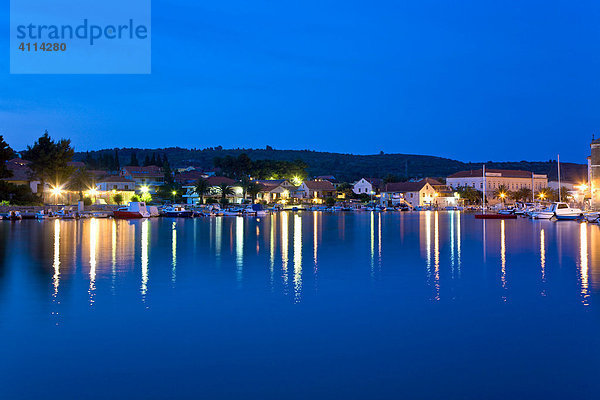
xmin=513 ymin=188 xmax=533 ymax=202
xmin=21 ymin=131 xmax=74 ymax=192
xmin=129 ymin=152 xmax=139 ymax=166
xmin=67 ymin=168 xmax=92 ymax=201
xmin=143 ymin=154 xmax=151 ymax=166
xmin=246 ymin=182 xmax=262 ymax=203
xmin=112 ymin=193 xmax=124 ymax=205
xmin=239 ymin=176 xmax=251 ymax=200
xmin=493 ymin=184 xmax=512 ymax=204
xmin=218 ymin=183 xmax=234 ymax=203
xmin=130 ymin=194 xmax=140 ymax=202
xmin=325 ymin=197 xmax=336 ymax=206
xmin=455 ymin=185 xmax=482 ymax=205
xmin=0 ymin=135 xmax=14 ymax=179
xmin=195 ymin=178 xmax=211 ymax=204
xmin=114 ymin=149 xmax=121 ymax=171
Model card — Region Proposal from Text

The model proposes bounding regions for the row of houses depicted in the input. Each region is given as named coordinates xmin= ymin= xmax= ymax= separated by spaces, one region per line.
xmin=4 ymin=156 xmax=564 ymax=207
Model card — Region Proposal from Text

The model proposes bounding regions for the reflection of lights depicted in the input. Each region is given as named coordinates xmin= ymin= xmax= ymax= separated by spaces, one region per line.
xmin=425 ymin=211 xmax=431 ymax=278
xmin=457 ymin=211 xmax=462 ymax=276
xmin=281 ymin=211 xmax=289 ymax=290
xmin=434 ymin=211 xmax=440 ymax=301
xmin=270 ymin=214 xmax=275 ymax=289
xmin=370 ymin=211 xmax=375 ymax=277
xmin=141 ymin=219 xmax=149 ymax=300
xmin=236 ymin=216 xmax=244 ymax=283
xmin=215 ymin=217 xmax=222 ymax=260
xmin=540 ymin=229 xmax=546 ymax=295
xmin=89 ymin=218 xmax=98 ymax=305
xmin=52 ymin=219 xmax=60 ymax=297
xmin=500 ymin=220 xmax=507 ymax=300
xmin=293 ymin=214 xmax=302 ymax=303
xmin=112 ymin=219 xmax=117 ymax=293
xmin=580 ymin=223 xmax=589 ymax=305
xmin=313 ymin=213 xmax=318 ymax=276
xmin=171 ymin=221 xmax=177 ymax=284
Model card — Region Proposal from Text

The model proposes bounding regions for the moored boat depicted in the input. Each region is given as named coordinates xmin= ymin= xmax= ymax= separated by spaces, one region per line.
xmin=163 ymin=205 xmax=194 ymax=218
xmin=113 ymin=202 xmax=151 ymax=219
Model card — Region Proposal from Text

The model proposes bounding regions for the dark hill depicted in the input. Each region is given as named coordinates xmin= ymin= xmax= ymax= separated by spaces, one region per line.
xmin=74 ymin=147 xmax=587 ymax=183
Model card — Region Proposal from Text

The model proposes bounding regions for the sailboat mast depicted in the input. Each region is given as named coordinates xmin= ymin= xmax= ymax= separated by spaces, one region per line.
xmin=483 ymin=164 xmax=486 ymax=211
xmin=557 ymin=154 xmax=561 ymax=201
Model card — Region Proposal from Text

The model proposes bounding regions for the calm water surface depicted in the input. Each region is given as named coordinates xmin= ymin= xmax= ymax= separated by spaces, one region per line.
xmin=1 ymin=211 xmax=599 ymax=399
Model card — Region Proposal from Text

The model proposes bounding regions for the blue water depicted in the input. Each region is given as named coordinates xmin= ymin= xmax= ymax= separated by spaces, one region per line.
xmin=1 ymin=212 xmax=599 ymax=399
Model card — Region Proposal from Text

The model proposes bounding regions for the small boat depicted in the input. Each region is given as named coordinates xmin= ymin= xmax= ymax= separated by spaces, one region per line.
xmin=2 ymin=210 xmax=22 ymax=220
xmin=113 ymin=202 xmax=151 ymax=219
xmin=222 ymin=207 xmax=243 ymax=216
xmin=35 ymin=210 xmax=56 ymax=220
xmin=89 ymin=211 xmax=110 ymax=218
xmin=583 ymin=212 xmax=600 ymax=223
xmin=243 ymin=204 xmax=268 ymax=216
xmin=163 ymin=205 xmax=194 ymax=218
xmin=56 ymin=208 xmax=78 ymax=219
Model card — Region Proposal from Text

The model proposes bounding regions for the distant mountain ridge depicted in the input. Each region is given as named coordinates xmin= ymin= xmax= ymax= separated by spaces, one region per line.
xmin=74 ymin=147 xmax=587 ymax=183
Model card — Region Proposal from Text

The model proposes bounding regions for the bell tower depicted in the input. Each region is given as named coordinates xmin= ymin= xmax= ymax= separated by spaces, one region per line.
xmin=591 ymin=136 xmax=600 ymax=210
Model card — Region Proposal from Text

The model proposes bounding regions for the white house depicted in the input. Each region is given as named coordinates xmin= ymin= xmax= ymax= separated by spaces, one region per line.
xmin=380 ymin=181 xmax=437 ymax=208
xmin=255 ymin=179 xmax=296 ymax=203
xmin=352 ymin=178 xmax=383 ymax=195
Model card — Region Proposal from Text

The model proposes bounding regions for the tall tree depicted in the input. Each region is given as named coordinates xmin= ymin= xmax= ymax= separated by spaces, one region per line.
xmin=114 ymin=149 xmax=120 ymax=171
xmin=195 ymin=178 xmax=211 ymax=204
xmin=246 ymin=182 xmax=262 ymax=203
xmin=129 ymin=152 xmax=139 ymax=166
xmin=218 ymin=183 xmax=234 ymax=204
xmin=21 ymin=131 xmax=74 ymax=189
xmin=0 ymin=135 xmax=14 ymax=179
xmin=67 ymin=168 xmax=92 ymax=201
xmin=143 ymin=154 xmax=151 ymax=166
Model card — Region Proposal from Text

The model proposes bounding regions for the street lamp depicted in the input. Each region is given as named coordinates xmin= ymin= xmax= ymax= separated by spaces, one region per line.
xmin=140 ymin=186 xmax=149 ymax=193
xmin=50 ymin=186 xmax=63 ymax=205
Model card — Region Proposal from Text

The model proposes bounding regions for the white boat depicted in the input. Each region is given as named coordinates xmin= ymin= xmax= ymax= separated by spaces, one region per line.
xmin=530 ymin=208 xmax=554 ymax=219
xmin=548 ymin=202 xmax=583 ymax=220
xmin=243 ymin=204 xmax=268 ymax=216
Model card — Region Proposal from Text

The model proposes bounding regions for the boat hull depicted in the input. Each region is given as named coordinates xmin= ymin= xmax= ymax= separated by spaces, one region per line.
xmin=164 ymin=211 xmax=194 ymax=218
xmin=113 ymin=211 xmax=146 ymax=219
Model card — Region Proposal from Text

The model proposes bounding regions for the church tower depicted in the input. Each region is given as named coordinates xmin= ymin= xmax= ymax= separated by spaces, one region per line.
xmin=591 ymin=137 xmax=600 ymax=209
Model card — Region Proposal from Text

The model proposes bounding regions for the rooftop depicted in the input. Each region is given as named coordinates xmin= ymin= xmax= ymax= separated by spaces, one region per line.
xmin=447 ymin=169 xmax=546 ymax=179
xmin=303 ymin=180 xmax=336 ymax=191
xmin=383 ymin=181 xmax=428 ymax=192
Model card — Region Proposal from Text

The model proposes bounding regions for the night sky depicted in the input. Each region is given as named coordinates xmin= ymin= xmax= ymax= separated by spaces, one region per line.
xmin=1 ymin=0 xmax=599 ymax=162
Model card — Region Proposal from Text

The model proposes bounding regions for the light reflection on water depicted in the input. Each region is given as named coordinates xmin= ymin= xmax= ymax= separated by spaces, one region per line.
xmin=9 ymin=212 xmax=599 ymax=306
xmin=2 ymin=212 xmax=600 ymax=399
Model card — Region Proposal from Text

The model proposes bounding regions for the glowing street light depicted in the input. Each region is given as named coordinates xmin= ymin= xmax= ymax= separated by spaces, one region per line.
xmin=140 ymin=186 xmax=149 ymax=193
xmin=50 ymin=186 xmax=63 ymax=205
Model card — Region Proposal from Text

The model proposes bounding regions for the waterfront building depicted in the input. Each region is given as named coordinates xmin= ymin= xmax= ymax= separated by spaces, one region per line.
xmin=1 ymin=158 xmax=41 ymax=194
xmin=352 ymin=178 xmax=383 ymax=195
xmin=446 ymin=169 xmax=548 ymax=194
xmin=297 ymin=180 xmax=337 ymax=203
xmin=591 ymin=137 xmax=600 ymax=209
xmin=182 ymin=176 xmax=243 ymax=205
xmin=255 ymin=179 xmax=296 ymax=203
xmin=380 ymin=181 xmax=437 ymax=208
xmin=120 ymin=166 xmax=164 ymax=193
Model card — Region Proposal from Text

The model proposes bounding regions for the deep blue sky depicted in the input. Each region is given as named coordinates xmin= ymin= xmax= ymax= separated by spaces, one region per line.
xmin=1 ymin=1 xmax=599 ymax=162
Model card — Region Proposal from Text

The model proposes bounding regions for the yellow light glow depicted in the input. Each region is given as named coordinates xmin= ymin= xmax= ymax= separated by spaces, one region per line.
xmin=499 ymin=192 xmax=506 ymax=199
xmin=578 ymin=183 xmax=589 ymax=192
xmin=172 ymin=190 xmax=177 ymax=195
xmin=51 ymin=186 xmax=63 ymax=196
xmin=140 ymin=186 xmax=149 ymax=193
xmin=88 ymin=188 xmax=98 ymax=196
